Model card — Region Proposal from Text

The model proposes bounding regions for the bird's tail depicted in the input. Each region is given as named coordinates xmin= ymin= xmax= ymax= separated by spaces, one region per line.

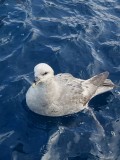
xmin=93 ymin=78 xmax=115 ymax=97
xmin=82 ymin=72 xmax=115 ymax=105
xmin=88 ymin=71 xmax=109 ymax=87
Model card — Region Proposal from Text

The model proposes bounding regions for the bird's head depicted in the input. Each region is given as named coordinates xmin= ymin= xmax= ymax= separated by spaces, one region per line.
xmin=32 ymin=63 xmax=54 ymax=87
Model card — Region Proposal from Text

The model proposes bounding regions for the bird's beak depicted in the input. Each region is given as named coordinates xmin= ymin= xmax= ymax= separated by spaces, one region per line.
xmin=32 ymin=79 xmax=41 ymax=88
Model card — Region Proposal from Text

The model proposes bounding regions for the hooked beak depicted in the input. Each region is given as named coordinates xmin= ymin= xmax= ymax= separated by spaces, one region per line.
xmin=32 ymin=78 xmax=41 ymax=87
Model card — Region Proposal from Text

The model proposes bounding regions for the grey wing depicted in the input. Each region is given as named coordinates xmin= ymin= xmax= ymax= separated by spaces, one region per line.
xmin=55 ymin=73 xmax=84 ymax=103
xmin=80 ymin=72 xmax=110 ymax=105
xmin=93 ymin=79 xmax=115 ymax=97
xmin=55 ymin=72 xmax=111 ymax=106
xmin=65 ymin=72 xmax=110 ymax=105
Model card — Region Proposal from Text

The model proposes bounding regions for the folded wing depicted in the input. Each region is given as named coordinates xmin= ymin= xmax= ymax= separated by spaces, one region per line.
xmin=81 ymin=72 xmax=114 ymax=105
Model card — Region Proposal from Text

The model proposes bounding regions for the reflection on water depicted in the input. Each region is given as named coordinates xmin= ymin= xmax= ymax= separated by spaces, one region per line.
xmin=0 ymin=0 xmax=120 ymax=159
xmin=41 ymin=113 xmax=120 ymax=160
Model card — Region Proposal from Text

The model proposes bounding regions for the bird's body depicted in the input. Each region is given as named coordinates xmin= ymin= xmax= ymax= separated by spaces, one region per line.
xmin=26 ymin=63 xmax=115 ymax=116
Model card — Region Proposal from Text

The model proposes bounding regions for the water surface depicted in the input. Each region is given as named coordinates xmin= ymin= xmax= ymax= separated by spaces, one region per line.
xmin=0 ymin=0 xmax=120 ymax=159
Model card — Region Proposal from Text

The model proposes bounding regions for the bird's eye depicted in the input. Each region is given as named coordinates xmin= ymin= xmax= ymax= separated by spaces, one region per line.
xmin=42 ymin=72 xmax=48 ymax=76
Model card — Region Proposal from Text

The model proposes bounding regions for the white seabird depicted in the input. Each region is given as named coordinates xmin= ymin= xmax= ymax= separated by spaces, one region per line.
xmin=26 ymin=63 xmax=115 ymax=116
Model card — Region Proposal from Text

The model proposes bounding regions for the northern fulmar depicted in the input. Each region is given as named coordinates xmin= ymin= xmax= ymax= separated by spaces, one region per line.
xmin=26 ymin=63 xmax=115 ymax=116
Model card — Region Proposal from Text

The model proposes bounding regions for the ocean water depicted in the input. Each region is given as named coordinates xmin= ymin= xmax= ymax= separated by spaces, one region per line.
xmin=0 ymin=0 xmax=120 ymax=159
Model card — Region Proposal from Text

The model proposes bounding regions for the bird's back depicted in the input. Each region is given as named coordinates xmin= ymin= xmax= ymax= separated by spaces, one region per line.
xmin=54 ymin=72 xmax=112 ymax=115
xmin=54 ymin=73 xmax=89 ymax=114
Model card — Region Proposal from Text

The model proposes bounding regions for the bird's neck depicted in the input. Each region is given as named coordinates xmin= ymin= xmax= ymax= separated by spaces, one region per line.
xmin=38 ymin=78 xmax=60 ymax=102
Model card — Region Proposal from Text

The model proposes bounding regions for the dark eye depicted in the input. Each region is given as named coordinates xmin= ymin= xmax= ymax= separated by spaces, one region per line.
xmin=42 ymin=72 xmax=48 ymax=76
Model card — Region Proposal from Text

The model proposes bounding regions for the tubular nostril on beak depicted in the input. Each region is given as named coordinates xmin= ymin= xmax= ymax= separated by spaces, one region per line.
xmin=35 ymin=77 xmax=39 ymax=82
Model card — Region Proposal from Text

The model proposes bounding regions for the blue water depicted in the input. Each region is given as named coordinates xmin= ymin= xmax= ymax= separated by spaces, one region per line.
xmin=0 ymin=0 xmax=120 ymax=159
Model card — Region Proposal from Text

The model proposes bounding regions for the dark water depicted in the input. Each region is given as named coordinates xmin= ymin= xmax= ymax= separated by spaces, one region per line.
xmin=0 ymin=0 xmax=120 ymax=159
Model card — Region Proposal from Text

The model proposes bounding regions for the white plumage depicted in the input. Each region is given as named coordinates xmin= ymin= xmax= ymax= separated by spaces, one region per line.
xmin=26 ymin=63 xmax=115 ymax=116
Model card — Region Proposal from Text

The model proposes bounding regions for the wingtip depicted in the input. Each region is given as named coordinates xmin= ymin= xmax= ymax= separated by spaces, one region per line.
xmin=103 ymin=71 xmax=109 ymax=77
xmin=88 ymin=71 xmax=110 ymax=87
xmin=98 ymin=71 xmax=109 ymax=80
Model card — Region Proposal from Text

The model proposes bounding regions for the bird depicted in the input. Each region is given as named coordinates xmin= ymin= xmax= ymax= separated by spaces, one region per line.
xmin=26 ymin=63 xmax=115 ymax=117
